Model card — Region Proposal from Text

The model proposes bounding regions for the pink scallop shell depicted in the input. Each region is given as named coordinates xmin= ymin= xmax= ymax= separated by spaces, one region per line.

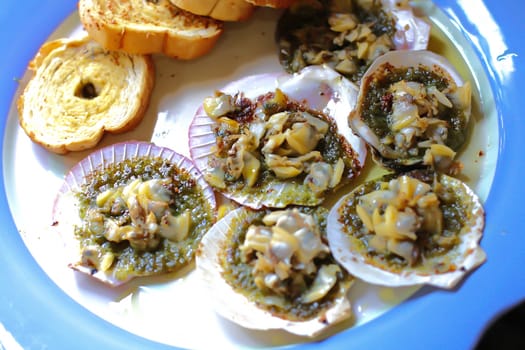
xmin=188 ymin=65 xmax=367 ymax=209
xmin=53 ymin=141 xmax=216 ymax=286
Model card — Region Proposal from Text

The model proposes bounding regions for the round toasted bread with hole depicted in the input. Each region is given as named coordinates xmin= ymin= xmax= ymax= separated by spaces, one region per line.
xmin=17 ymin=36 xmax=155 ymax=154
xmin=79 ymin=0 xmax=224 ymax=59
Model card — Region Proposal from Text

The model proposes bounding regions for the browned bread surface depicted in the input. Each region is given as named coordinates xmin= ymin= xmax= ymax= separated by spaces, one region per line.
xmin=17 ymin=36 xmax=155 ymax=154
xmin=169 ymin=0 xmax=254 ymax=21
xmin=79 ymin=0 xmax=224 ymax=59
xmin=246 ymin=0 xmax=296 ymax=8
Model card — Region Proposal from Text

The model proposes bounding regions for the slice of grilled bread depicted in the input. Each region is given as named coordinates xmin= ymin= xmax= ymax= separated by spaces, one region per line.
xmin=79 ymin=0 xmax=224 ymax=59
xmin=169 ymin=0 xmax=255 ymax=21
xmin=17 ymin=36 xmax=155 ymax=154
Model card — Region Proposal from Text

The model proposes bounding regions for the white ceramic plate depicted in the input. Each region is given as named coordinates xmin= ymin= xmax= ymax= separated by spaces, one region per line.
xmin=1 ymin=1 xmax=523 ymax=349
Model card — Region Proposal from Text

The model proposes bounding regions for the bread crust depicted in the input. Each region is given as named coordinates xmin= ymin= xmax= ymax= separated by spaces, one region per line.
xmin=246 ymin=0 xmax=296 ymax=8
xmin=169 ymin=0 xmax=218 ymax=16
xmin=79 ymin=0 xmax=224 ymax=59
xmin=170 ymin=0 xmax=255 ymax=21
xmin=17 ymin=36 xmax=155 ymax=154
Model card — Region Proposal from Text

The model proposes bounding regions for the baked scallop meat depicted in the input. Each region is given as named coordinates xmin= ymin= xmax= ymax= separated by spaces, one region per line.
xmin=326 ymin=170 xmax=485 ymax=288
xmin=349 ymin=50 xmax=472 ymax=173
xmin=189 ymin=65 xmax=367 ymax=209
xmin=196 ymin=206 xmax=354 ymax=337
xmin=276 ymin=0 xmax=431 ymax=83
xmin=52 ymin=142 xmax=216 ymax=286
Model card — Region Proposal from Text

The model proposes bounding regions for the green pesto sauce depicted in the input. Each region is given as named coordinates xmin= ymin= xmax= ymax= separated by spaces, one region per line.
xmin=276 ymin=0 xmax=396 ymax=83
xmin=362 ymin=65 xmax=468 ymax=153
xmin=75 ymin=156 xmax=214 ymax=281
xmin=338 ymin=172 xmax=469 ymax=273
xmin=219 ymin=207 xmax=348 ymax=321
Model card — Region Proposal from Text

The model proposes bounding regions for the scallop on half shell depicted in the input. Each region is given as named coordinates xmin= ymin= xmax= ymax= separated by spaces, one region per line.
xmin=276 ymin=0 xmax=431 ymax=83
xmin=52 ymin=141 xmax=216 ymax=286
xmin=349 ymin=50 xmax=472 ymax=173
xmin=188 ymin=65 xmax=367 ymax=209
xmin=326 ymin=170 xmax=485 ymax=288
xmin=196 ymin=206 xmax=354 ymax=337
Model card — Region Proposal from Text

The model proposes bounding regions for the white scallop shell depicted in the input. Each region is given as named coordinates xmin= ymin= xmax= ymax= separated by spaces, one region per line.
xmin=188 ymin=65 xmax=367 ymax=209
xmin=196 ymin=207 xmax=354 ymax=337
xmin=326 ymin=173 xmax=485 ymax=289
xmin=276 ymin=0 xmax=430 ymax=82
xmin=349 ymin=50 xmax=471 ymax=167
xmin=52 ymin=141 xmax=217 ymax=286
xmin=383 ymin=0 xmax=431 ymax=51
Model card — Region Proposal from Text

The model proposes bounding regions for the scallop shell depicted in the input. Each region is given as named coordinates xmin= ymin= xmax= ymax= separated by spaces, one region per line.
xmin=196 ymin=206 xmax=354 ymax=337
xmin=52 ymin=141 xmax=217 ymax=286
xmin=326 ymin=171 xmax=485 ymax=289
xmin=349 ymin=50 xmax=471 ymax=171
xmin=188 ymin=65 xmax=367 ymax=209
xmin=276 ymin=0 xmax=430 ymax=83
xmin=383 ymin=0 xmax=431 ymax=50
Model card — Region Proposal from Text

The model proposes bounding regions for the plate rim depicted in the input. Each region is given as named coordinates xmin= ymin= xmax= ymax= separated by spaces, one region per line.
xmin=1 ymin=1 xmax=524 ymax=349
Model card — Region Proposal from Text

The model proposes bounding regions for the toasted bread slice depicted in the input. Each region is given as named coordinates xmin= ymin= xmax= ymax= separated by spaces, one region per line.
xmin=169 ymin=0 xmax=254 ymax=21
xmin=246 ymin=0 xmax=296 ymax=8
xmin=79 ymin=0 xmax=224 ymax=59
xmin=17 ymin=36 xmax=155 ymax=154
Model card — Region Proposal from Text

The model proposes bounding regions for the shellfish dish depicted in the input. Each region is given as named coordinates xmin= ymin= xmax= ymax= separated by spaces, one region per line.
xmin=327 ymin=170 xmax=485 ymax=288
xmin=52 ymin=142 xmax=216 ymax=285
xmin=349 ymin=50 xmax=472 ymax=173
xmin=277 ymin=0 xmax=430 ymax=83
xmin=197 ymin=206 xmax=354 ymax=337
xmin=189 ymin=65 xmax=366 ymax=209
xmin=5 ymin=0 xmax=498 ymax=348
